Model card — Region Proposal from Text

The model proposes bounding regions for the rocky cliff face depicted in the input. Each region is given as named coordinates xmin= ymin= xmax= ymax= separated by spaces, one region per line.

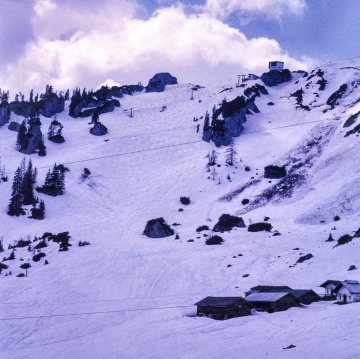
xmin=261 ymin=69 xmax=292 ymax=87
xmin=145 ymin=73 xmax=178 ymax=93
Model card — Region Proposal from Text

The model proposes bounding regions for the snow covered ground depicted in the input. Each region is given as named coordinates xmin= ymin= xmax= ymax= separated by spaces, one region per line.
xmin=1 ymin=58 xmax=360 ymax=358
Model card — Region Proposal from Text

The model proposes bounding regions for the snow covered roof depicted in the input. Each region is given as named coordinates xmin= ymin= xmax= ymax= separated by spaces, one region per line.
xmin=334 ymin=280 xmax=360 ymax=294
xmin=195 ymin=296 xmax=248 ymax=307
xmin=245 ymin=292 xmax=293 ymax=302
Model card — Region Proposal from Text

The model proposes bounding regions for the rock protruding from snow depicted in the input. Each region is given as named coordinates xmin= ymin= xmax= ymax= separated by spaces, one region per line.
xmin=0 ymin=101 xmax=10 ymax=126
xmin=48 ymin=119 xmax=65 ymax=143
xmin=203 ymin=96 xmax=252 ymax=147
xmin=8 ymin=121 xmax=21 ymax=132
xmin=17 ymin=116 xmax=46 ymax=155
xmin=145 ymin=73 xmax=178 ymax=93
xmin=213 ymin=214 xmax=245 ymax=232
xmin=261 ymin=69 xmax=291 ymax=87
xmin=143 ymin=218 xmax=174 ymax=238
xmin=39 ymin=93 xmax=65 ymax=118
xmin=90 ymin=123 xmax=108 ymax=136
xmin=264 ymin=165 xmax=287 ymax=179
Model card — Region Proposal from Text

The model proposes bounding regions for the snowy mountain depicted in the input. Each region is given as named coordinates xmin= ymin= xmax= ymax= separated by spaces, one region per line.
xmin=1 ymin=58 xmax=360 ymax=359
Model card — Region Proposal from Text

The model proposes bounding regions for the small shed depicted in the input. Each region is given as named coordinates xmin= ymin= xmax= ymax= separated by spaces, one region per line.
xmin=246 ymin=292 xmax=301 ymax=313
xmin=320 ymin=280 xmax=341 ymax=299
xmin=290 ymin=289 xmax=321 ymax=305
xmin=334 ymin=280 xmax=360 ymax=304
xmin=245 ymin=285 xmax=292 ymax=297
xmin=268 ymin=61 xmax=284 ymax=71
xmin=194 ymin=296 xmax=253 ymax=320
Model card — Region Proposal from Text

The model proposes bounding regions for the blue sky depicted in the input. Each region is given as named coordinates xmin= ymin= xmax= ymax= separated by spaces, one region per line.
xmin=0 ymin=0 xmax=359 ymax=94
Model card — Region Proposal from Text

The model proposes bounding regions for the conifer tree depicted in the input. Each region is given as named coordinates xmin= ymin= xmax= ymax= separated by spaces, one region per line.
xmin=203 ymin=111 xmax=210 ymax=133
xmin=8 ymin=168 xmax=25 ymax=216
xmin=22 ymin=159 xmax=35 ymax=205
xmin=225 ymin=141 xmax=238 ymax=166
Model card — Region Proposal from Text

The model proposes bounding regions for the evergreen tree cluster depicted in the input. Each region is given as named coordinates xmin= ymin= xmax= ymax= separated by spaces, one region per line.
xmin=0 ymin=88 xmax=9 ymax=103
xmin=36 ymin=164 xmax=66 ymax=196
xmin=7 ymin=159 xmax=44 ymax=218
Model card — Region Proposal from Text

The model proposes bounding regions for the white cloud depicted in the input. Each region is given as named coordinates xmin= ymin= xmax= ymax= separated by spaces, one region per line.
xmin=204 ymin=0 xmax=307 ymax=20
xmin=0 ymin=0 xmax=314 ymax=95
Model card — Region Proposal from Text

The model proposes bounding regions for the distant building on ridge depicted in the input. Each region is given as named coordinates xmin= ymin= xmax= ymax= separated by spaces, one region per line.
xmin=268 ymin=61 xmax=284 ymax=71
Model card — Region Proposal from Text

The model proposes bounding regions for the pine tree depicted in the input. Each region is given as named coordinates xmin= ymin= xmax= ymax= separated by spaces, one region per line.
xmin=203 ymin=111 xmax=210 ymax=133
xmin=8 ymin=168 xmax=25 ymax=216
xmin=30 ymin=199 xmax=45 ymax=220
xmin=29 ymin=89 xmax=34 ymax=103
xmin=225 ymin=141 xmax=237 ymax=166
xmin=22 ymin=159 xmax=35 ymax=205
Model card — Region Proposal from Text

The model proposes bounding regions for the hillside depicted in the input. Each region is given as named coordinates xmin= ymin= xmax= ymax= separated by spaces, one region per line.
xmin=1 ymin=58 xmax=360 ymax=359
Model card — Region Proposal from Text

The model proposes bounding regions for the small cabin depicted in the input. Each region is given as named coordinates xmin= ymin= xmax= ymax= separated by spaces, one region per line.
xmin=334 ymin=280 xmax=360 ymax=304
xmin=246 ymin=292 xmax=301 ymax=313
xmin=290 ymin=289 xmax=321 ymax=305
xmin=268 ymin=61 xmax=284 ymax=71
xmin=194 ymin=296 xmax=253 ymax=320
xmin=320 ymin=280 xmax=341 ymax=300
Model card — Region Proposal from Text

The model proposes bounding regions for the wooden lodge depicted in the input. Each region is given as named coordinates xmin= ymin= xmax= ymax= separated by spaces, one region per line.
xmin=245 ymin=285 xmax=292 ymax=297
xmin=194 ymin=296 xmax=253 ymax=320
xmin=245 ymin=292 xmax=301 ymax=313
xmin=290 ymin=289 xmax=321 ymax=305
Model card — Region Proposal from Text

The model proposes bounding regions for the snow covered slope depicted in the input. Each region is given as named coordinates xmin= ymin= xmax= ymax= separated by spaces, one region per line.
xmin=1 ymin=58 xmax=360 ymax=359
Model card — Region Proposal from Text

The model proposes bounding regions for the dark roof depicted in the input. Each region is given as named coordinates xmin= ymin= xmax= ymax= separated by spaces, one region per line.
xmin=249 ymin=285 xmax=292 ymax=292
xmin=194 ymin=296 xmax=248 ymax=307
xmin=246 ymin=292 xmax=296 ymax=303
xmin=291 ymin=289 xmax=320 ymax=298
xmin=320 ymin=280 xmax=341 ymax=288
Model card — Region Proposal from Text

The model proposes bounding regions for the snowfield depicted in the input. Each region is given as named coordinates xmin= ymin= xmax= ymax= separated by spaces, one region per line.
xmin=1 ymin=58 xmax=360 ymax=359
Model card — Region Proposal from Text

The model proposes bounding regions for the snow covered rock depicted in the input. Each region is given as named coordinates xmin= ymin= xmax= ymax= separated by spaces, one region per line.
xmin=16 ymin=116 xmax=45 ymax=155
xmin=48 ymin=119 xmax=65 ymax=143
xmin=261 ymin=69 xmax=292 ymax=87
xmin=90 ymin=123 xmax=108 ymax=136
xmin=145 ymin=73 xmax=178 ymax=93
xmin=143 ymin=218 xmax=174 ymax=238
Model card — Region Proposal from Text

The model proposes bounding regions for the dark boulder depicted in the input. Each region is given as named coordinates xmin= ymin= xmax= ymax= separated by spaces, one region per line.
xmin=248 ymin=222 xmax=272 ymax=232
xmin=143 ymin=217 xmax=174 ymax=238
xmin=38 ymin=94 xmax=65 ymax=118
xmin=145 ymin=73 xmax=178 ymax=93
xmin=8 ymin=121 xmax=21 ymax=132
xmin=264 ymin=165 xmax=287 ymax=179
xmin=296 ymin=253 xmax=313 ymax=263
xmin=354 ymin=227 xmax=360 ymax=238
xmin=0 ymin=101 xmax=11 ymax=126
xmin=213 ymin=214 xmax=245 ymax=232
xmin=261 ymin=69 xmax=291 ymax=87
xmin=343 ymin=112 xmax=360 ymax=128
xmin=90 ymin=123 xmax=108 ymax=136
